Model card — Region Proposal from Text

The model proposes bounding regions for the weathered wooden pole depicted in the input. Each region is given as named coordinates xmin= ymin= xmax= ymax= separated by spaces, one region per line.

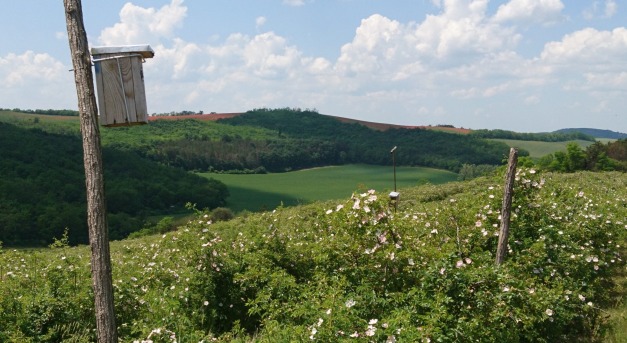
xmin=64 ymin=0 xmax=118 ymax=341
xmin=496 ymin=148 xmax=518 ymax=266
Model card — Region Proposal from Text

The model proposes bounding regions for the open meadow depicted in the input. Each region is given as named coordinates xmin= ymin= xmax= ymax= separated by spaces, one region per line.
xmin=200 ymin=164 xmax=459 ymax=212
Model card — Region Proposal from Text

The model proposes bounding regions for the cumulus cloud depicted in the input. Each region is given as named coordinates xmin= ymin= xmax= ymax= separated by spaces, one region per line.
xmin=540 ymin=27 xmax=627 ymax=65
xmin=0 ymin=51 xmax=75 ymax=109
xmin=0 ymin=51 xmax=65 ymax=87
xmin=87 ymin=0 xmax=626 ymax=130
xmin=493 ymin=0 xmax=565 ymax=25
xmin=98 ymin=0 xmax=187 ymax=46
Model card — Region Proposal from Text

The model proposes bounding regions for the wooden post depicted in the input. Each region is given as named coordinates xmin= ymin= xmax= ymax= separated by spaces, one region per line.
xmin=64 ymin=0 xmax=118 ymax=341
xmin=496 ymin=148 xmax=518 ymax=266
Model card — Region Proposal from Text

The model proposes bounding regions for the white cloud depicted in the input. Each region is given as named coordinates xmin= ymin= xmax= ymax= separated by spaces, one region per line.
xmin=605 ymin=0 xmax=618 ymax=17
xmin=88 ymin=0 xmax=626 ymax=131
xmin=493 ymin=0 xmax=564 ymax=25
xmin=540 ymin=27 xmax=627 ymax=66
xmin=0 ymin=51 xmax=65 ymax=87
xmin=0 ymin=51 xmax=75 ymax=109
xmin=148 ymin=39 xmax=202 ymax=80
xmin=256 ymin=16 xmax=267 ymax=30
xmin=283 ymin=0 xmax=306 ymax=6
xmin=98 ymin=0 xmax=187 ymax=46
xmin=584 ymin=1 xmax=618 ymax=20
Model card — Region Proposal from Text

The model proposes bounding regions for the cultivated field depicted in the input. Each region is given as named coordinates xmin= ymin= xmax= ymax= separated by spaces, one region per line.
xmin=200 ymin=164 xmax=458 ymax=212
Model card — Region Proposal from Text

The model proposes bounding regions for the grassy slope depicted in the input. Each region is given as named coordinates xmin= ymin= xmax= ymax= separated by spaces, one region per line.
xmin=0 ymin=110 xmax=278 ymax=147
xmin=200 ymin=164 xmax=458 ymax=212
xmin=491 ymin=138 xmax=596 ymax=158
xmin=0 ymin=171 xmax=624 ymax=342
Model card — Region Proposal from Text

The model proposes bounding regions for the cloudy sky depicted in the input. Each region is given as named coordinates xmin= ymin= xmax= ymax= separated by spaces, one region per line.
xmin=1 ymin=0 xmax=626 ymax=132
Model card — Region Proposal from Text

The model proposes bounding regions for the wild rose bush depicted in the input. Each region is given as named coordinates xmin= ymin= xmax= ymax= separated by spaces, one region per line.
xmin=0 ymin=171 xmax=624 ymax=342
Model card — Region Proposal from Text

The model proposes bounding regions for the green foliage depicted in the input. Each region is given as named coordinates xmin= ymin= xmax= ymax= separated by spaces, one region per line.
xmin=457 ymin=163 xmax=497 ymax=180
xmin=219 ymin=108 xmax=512 ymax=172
xmin=209 ymin=207 xmax=235 ymax=222
xmin=554 ymin=128 xmax=627 ymax=140
xmin=537 ymin=139 xmax=626 ymax=172
xmin=493 ymin=138 xmax=595 ymax=159
xmin=0 ymin=108 xmax=79 ymax=116
xmin=472 ymin=128 xmax=596 ymax=142
xmin=0 ymin=121 xmax=229 ymax=246
xmin=0 ymin=171 xmax=624 ymax=342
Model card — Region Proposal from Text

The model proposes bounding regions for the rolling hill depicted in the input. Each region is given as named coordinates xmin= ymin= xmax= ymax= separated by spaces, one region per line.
xmin=554 ymin=128 xmax=627 ymax=139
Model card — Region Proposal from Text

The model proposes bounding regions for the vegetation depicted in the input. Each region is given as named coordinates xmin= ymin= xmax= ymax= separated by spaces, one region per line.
xmin=0 ymin=107 xmax=79 ymax=116
xmin=219 ymin=108 xmax=516 ymax=172
xmin=492 ymin=138 xmax=595 ymax=158
xmin=0 ymin=121 xmax=228 ymax=246
xmin=1 ymin=107 xmax=514 ymax=174
xmin=536 ymin=141 xmax=627 ymax=172
xmin=0 ymin=171 xmax=624 ymax=342
xmin=471 ymin=128 xmax=596 ymax=142
xmin=555 ymin=128 xmax=627 ymax=140
xmin=152 ymin=110 xmax=205 ymax=116
xmin=202 ymin=164 xmax=459 ymax=212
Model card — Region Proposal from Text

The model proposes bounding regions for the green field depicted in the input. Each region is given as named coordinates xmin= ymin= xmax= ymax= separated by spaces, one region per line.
xmin=200 ymin=164 xmax=458 ymax=212
xmin=492 ymin=138 xmax=595 ymax=158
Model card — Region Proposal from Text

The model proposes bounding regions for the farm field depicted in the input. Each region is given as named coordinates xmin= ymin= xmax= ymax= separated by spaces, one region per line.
xmin=199 ymin=164 xmax=458 ymax=212
xmin=492 ymin=138 xmax=596 ymax=158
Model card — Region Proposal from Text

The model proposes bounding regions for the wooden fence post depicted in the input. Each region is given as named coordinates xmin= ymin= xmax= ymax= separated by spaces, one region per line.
xmin=496 ymin=148 xmax=518 ymax=266
xmin=64 ymin=0 xmax=118 ymax=341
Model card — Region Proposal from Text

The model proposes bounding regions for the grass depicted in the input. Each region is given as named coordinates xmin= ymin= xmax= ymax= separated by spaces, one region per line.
xmin=491 ymin=138 xmax=596 ymax=158
xmin=199 ymin=164 xmax=458 ymax=212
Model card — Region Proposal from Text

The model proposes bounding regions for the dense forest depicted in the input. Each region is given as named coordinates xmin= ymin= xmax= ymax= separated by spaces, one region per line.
xmin=0 ymin=122 xmax=228 ymax=246
xmin=213 ymin=108 xmax=515 ymax=172
xmin=92 ymin=108 xmax=516 ymax=173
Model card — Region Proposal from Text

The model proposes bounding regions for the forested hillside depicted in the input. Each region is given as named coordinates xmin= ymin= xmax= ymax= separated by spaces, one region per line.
xmin=217 ymin=108 xmax=515 ymax=171
xmin=0 ymin=122 xmax=228 ymax=246
xmin=555 ymin=128 xmax=627 ymax=139
xmin=0 ymin=108 xmax=520 ymax=246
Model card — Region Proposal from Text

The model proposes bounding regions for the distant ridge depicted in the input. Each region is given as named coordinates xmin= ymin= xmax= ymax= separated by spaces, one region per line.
xmin=554 ymin=128 xmax=627 ymax=139
xmin=148 ymin=111 xmax=472 ymax=134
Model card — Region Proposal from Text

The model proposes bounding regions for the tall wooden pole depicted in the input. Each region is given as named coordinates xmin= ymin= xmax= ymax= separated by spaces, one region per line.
xmin=496 ymin=148 xmax=518 ymax=266
xmin=64 ymin=0 xmax=118 ymax=341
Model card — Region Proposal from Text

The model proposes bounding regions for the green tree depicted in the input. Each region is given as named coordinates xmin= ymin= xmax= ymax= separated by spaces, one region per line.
xmin=565 ymin=142 xmax=586 ymax=171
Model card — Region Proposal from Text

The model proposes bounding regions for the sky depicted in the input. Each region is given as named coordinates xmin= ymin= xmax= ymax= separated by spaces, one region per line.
xmin=1 ymin=0 xmax=626 ymax=133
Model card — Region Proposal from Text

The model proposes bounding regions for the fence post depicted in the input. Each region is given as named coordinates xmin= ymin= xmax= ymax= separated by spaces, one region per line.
xmin=496 ymin=148 xmax=518 ymax=266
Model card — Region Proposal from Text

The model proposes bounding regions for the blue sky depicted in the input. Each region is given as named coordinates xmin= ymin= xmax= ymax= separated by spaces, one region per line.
xmin=1 ymin=0 xmax=625 ymax=132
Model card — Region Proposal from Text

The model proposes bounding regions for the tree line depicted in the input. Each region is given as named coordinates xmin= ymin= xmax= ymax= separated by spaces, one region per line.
xmin=0 ymin=107 xmax=79 ymax=116
xmin=470 ymin=128 xmax=595 ymax=142
xmin=535 ymin=140 xmax=626 ymax=172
